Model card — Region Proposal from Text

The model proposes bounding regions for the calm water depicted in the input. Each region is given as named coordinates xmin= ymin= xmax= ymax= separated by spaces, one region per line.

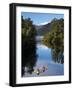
xmin=24 ymin=43 xmax=64 ymax=77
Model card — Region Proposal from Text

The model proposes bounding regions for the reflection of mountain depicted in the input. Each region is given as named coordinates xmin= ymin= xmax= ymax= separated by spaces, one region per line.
xmin=35 ymin=23 xmax=51 ymax=36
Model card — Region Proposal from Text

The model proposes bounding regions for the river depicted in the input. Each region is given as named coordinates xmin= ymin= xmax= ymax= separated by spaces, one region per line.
xmin=24 ymin=43 xmax=64 ymax=77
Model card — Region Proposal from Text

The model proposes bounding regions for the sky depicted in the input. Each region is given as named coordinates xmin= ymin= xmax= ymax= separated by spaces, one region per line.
xmin=21 ymin=12 xmax=64 ymax=25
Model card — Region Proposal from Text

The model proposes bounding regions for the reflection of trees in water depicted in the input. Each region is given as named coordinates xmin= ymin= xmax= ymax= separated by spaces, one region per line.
xmin=22 ymin=40 xmax=37 ymax=76
xmin=21 ymin=17 xmax=37 ymax=77
xmin=51 ymin=48 xmax=64 ymax=64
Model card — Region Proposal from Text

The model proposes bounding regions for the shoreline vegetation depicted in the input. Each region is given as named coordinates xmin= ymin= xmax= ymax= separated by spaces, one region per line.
xmin=21 ymin=16 xmax=37 ymax=77
xmin=42 ymin=18 xmax=64 ymax=64
xmin=21 ymin=16 xmax=64 ymax=77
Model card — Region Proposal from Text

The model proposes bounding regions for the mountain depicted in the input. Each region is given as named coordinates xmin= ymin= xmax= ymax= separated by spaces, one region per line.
xmin=35 ymin=23 xmax=51 ymax=36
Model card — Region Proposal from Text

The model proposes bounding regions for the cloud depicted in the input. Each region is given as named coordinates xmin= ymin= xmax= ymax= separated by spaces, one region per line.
xmin=36 ymin=21 xmax=49 ymax=26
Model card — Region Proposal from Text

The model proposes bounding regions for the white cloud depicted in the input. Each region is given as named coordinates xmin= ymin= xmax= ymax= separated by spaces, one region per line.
xmin=36 ymin=21 xmax=49 ymax=26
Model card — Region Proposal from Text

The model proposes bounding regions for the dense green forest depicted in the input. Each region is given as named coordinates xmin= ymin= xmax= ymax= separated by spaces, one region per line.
xmin=21 ymin=16 xmax=37 ymax=76
xmin=42 ymin=18 xmax=64 ymax=63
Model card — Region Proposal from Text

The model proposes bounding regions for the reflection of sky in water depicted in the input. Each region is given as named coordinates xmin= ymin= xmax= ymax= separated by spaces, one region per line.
xmin=36 ymin=44 xmax=52 ymax=62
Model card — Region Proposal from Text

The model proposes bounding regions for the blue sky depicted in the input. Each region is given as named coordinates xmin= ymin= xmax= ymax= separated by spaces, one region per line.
xmin=21 ymin=12 xmax=64 ymax=25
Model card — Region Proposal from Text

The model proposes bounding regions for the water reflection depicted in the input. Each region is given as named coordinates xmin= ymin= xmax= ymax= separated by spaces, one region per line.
xmin=51 ymin=48 xmax=64 ymax=64
xmin=22 ymin=44 xmax=64 ymax=77
xmin=21 ymin=37 xmax=37 ymax=77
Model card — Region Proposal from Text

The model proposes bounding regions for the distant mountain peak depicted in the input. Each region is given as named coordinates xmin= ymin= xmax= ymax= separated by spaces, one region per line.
xmin=35 ymin=22 xmax=51 ymax=36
